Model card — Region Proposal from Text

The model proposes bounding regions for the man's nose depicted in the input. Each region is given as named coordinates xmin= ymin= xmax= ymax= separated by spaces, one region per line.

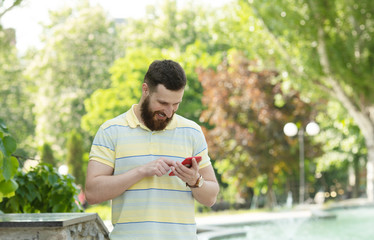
xmin=165 ymin=106 xmax=174 ymax=118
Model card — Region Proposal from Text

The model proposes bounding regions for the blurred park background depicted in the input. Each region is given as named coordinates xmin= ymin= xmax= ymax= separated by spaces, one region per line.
xmin=1 ymin=0 xmax=374 ymax=222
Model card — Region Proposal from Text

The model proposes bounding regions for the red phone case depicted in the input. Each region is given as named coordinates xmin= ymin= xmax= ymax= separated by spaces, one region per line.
xmin=169 ymin=156 xmax=202 ymax=176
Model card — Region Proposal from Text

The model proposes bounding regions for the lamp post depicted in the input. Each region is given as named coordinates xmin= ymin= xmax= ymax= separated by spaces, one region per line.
xmin=283 ymin=121 xmax=320 ymax=204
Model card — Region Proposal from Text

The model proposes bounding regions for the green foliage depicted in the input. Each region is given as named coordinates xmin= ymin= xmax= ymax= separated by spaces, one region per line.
xmin=119 ymin=0 xmax=215 ymax=53
xmin=26 ymin=1 xmax=119 ymax=155
xmin=0 ymin=163 xmax=81 ymax=213
xmin=0 ymin=1 xmax=26 ymax=207
xmin=313 ymin=100 xmax=367 ymax=197
xmin=82 ymin=47 xmax=167 ymax=135
xmin=0 ymin=22 xmax=35 ymax=158
xmin=85 ymin=202 xmax=111 ymax=221
xmin=315 ymin=101 xmax=366 ymax=172
xmin=66 ymin=129 xmax=85 ymax=187
xmin=0 ymin=119 xmax=19 ymax=202
xmin=41 ymin=143 xmax=56 ymax=167
xmin=176 ymin=43 xmax=224 ymax=123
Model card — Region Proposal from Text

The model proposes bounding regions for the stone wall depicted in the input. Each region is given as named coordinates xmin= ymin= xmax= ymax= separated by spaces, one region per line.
xmin=0 ymin=213 xmax=109 ymax=240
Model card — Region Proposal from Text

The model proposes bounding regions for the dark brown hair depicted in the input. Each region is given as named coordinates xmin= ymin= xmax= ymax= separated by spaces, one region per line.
xmin=144 ymin=60 xmax=187 ymax=92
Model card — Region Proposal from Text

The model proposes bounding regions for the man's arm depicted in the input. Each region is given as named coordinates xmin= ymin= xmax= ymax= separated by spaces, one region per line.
xmin=190 ymin=165 xmax=219 ymax=207
xmin=85 ymin=158 xmax=177 ymax=205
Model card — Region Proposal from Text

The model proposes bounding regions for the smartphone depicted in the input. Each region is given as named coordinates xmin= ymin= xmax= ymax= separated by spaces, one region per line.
xmin=169 ymin=156 xmax=202 ymax=176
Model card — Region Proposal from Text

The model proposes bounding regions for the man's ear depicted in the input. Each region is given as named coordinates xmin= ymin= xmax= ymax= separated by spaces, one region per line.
xmin=142 ymin=83 xmax=149 ymax=96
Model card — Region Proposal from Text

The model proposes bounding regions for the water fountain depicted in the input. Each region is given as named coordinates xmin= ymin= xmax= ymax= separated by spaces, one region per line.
xmin=197 ymin=202 xmax=374 ymax=240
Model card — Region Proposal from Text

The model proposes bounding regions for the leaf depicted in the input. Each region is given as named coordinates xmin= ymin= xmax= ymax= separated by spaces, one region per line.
xmin=48 ymin=174 xmax=58 ymax=185
xmin=3 ymin=136 xmax=17 ymax=155
xmin=25 ymin=184 xmax=38 ymax=202
xmin=35 ymin=191 xmax=42 ymax=202
xmin=0 ymin=138 xmax=7 ymax=158
xmin=0 ymin=179 xmax=18 ymax=195
xmin=0 ymin=119 xmax=8 ymax=134
xmin=8 ymin=197 xmax=21 ymax=213
xmin=2 ymin=156 xmax=19 ymax=181
xmin=0 ymin=150 xmax=3 ymax=169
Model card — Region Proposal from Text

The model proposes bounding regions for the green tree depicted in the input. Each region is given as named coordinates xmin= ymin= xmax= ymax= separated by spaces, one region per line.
xmin=314 ymin=101 xmax=367 ymax=198
xmin=41 ymin=143 xmax=56 ymax=167
xmin=82 ymin=0 xmax=227 ymax=134
xmin=0 ymin=0 xmax=35 ymax=158
xmin=199 ymin=52 xmax=322 ymax=208
xmin=0 ymin=0 xmax=27 ymax=207
xmin=26 ymin=1 xmax=118 ymax=156
xmin=120 ymin=0 xmax=215 ymax=53
xmin=244 ymin=0 xmax=374 ymax=201
xmin=66 ymin=129 xmax=85 ymax=187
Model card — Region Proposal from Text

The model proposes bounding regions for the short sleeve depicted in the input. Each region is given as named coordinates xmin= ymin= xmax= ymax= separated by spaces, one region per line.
xmin=89 ymin=125 xmax=115 ymax=168
xmin=193 ymin=125 xmax=211 ymax=169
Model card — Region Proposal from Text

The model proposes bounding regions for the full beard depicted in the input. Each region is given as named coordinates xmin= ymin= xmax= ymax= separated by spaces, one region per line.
xmin=140 ymin=96 xmax=173 ymax=131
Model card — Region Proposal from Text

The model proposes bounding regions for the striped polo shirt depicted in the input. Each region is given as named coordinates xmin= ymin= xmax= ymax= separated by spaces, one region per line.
xmin=89 ymin=104 xmax=211 ymax=240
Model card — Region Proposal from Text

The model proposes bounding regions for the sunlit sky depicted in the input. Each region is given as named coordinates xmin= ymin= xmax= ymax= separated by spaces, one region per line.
xmin=1 ymin=0 xmax=230 ymax=53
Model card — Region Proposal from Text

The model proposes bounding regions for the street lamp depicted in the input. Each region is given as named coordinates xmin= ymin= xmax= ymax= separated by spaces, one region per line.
xmin=283 ymin=121 xmax=320 ymax=204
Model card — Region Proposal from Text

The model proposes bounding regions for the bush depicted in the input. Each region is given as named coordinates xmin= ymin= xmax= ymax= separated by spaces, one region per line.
xmin=0 ymin=118 xmax=19 ymax=205
xmin=0 ymin=163 xmax=82 ymax=213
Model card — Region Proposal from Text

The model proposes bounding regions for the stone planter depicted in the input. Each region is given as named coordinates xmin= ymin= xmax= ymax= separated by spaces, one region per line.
xmin=0 ymin=213 xmax=109 ymax=240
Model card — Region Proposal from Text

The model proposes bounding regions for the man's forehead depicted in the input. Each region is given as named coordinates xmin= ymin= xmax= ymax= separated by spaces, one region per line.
xmin=153 ymin=85 xmax=184 ymax=102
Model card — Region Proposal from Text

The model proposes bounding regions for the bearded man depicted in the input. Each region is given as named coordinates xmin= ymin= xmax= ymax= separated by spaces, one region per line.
xmin=85 ymin=60 xmax=219 ymax=240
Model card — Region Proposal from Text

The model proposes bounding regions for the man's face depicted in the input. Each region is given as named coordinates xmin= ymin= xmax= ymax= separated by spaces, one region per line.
xmin=140 ymin=84 xmax=184 ymax=131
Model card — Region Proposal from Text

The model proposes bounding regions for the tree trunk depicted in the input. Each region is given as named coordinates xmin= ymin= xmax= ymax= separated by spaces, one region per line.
xmin=367 ymin=146 xmax=374 ymax=200
xmin=353 ymin=157 xmax=360 ymax=198
xmin=266 ymin=172 xmax=277 ymax=209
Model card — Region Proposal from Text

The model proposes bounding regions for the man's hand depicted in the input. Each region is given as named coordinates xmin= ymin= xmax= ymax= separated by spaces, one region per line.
xmin=141 ymin=157 xmax=177 ymax=177
xmin=171 ymin=158 xmax=200 ymax=185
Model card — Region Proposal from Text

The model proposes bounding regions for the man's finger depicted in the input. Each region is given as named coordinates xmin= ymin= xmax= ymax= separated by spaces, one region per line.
xmin=191 ymin=158 xmax=199 ymax=171
xmin=161 ymin=158 xmax=177 ymax=167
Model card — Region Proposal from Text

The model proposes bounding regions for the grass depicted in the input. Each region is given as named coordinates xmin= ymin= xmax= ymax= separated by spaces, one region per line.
xmin=195 ymin=208 xmax=269 ymax=218
xmin=85 ymin=202 xmax=111 ymax=221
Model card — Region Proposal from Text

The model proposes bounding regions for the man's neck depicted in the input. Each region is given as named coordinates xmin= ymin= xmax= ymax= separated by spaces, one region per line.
xmin=133 ymin=103 xmax=144 ymax=125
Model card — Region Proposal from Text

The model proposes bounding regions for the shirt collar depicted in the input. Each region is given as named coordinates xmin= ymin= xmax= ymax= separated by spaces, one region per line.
xmin=126 ymin=104 xmax=178 ymax=131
